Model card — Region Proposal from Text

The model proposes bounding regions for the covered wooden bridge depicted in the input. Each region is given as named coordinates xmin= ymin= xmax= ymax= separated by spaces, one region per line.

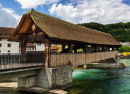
xmin=0 ymin=9 xmax=121 ymax=90
xmin=8 ymin=9 xmax=121 ymax=71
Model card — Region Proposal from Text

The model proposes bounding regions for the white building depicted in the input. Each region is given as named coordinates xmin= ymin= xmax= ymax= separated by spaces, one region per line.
xmin=35 ymin=43 xmax=45 ymax=51
xmin=0 ymin=27 xmax=19 ymax=53
xmin=119 ymin=42 xmax=130 ymax=47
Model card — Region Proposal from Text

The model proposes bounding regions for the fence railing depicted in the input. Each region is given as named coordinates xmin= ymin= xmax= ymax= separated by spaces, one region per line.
xmin=0 ymin=53 xmax=20 ymax=65
xmin=50 ymin=51 xmax=118 ymax=70
xmin=0 ymin=53 xmax=45 ymax=65
xmin=26 ymin=53 xmax=45 ymax=63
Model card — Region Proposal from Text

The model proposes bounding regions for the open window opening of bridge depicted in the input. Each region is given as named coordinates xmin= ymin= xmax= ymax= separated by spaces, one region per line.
xmin=0 ymin=9 xmax=121 ymax=92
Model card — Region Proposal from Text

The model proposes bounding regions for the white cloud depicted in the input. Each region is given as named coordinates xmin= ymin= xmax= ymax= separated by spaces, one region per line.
xmin=49 ymin=0 xmax=130 ymax=24
xmin=3 ymin=8 xmax=21 ymax=25
xmin=0 ymin=4 xmax=17 ymax=27
xmin=15 ymin=0 xmax=60 ymax=9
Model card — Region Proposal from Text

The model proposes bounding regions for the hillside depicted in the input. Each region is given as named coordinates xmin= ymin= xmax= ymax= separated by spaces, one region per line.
xmin=78 ymin=22 xmax=130 ymax=42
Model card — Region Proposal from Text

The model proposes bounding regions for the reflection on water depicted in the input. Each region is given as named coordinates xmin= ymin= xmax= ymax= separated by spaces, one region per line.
xmin=66 ymin=59 xmax=130 ymax=94
xmin=0 ymin=59 xmax=130 ymax=94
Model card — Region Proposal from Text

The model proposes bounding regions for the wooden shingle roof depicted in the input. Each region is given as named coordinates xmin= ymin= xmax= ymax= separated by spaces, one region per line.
xmin=9 ymin=9 xmax=121 ymax=46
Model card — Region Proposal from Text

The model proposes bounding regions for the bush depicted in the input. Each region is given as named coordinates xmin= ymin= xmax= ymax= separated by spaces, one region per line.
xmin=118 ymin=46 xmax=130 ymax=52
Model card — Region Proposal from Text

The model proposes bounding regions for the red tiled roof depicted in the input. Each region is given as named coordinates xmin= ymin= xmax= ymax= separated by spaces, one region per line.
xmin=27 ymin=43 xmax=36 ymax=47
xmin=0 ymin=27 xmax=15 ymax=38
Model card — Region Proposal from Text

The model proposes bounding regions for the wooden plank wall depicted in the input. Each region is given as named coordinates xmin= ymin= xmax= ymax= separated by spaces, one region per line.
xmin=50 ymin=51 xmax=118 ymax=70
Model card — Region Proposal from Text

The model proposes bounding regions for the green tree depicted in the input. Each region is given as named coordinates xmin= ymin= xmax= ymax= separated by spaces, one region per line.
xmin=78 ymin=22 xmax=130 ymax=42
xmin=118 ymin=46 xmax=130 ymax=52
xmin=108 ymin=28 xmax=128 ymax=42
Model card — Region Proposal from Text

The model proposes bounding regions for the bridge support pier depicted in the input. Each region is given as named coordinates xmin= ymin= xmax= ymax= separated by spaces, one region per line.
xmin=84 ymin=64 xmax=87 ymax=69
xmin=18 ymin=76 xmax=36 ymax=88
xmin=36 ymin=65 xmax=72 ymax=90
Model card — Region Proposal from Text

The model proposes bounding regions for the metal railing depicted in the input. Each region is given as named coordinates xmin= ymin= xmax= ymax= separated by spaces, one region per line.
xmin=0 ymin=53 xmax=20 ymax=65
xmin=0 ymin=53 xmax=45 ymax=65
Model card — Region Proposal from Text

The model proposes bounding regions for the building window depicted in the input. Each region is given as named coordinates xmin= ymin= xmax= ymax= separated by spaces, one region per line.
xmin=8 ymin=44 xmax=11 ymax=47
xmin=0 ymin=44 xmax=2 ymax=47
xmin=8 ymin=50 xmax=10 ymax=53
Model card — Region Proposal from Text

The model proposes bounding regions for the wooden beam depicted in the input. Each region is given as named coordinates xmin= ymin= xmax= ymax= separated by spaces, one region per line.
xmin=45 ymin=38 xmax=51 ymax=68
xmin=84 ymin=44 xmax=87 ymax=53
xmin=95 ymin=45 xmax=98 ymax=52
xmin=102 ymin=45 xmax=105 ymax=51
xmin=106 ymin=45 xmax=110 ymax=51
xmin=74 ymin=49 xmax=77 ymax=53
xmin=62 ymin=43 xmax=65 ymax=51
xmin=14 ymin=35 xmax=45 ymax=42
xmin=116 ymin=45 xmax=120 ymax=50
xmin=68 ymin=42 xmax=73 ymax=53
xmin=20 ymin=39 xmax=27 ymax=63
xmin=112 ymin=45 xmax=115 ymax=51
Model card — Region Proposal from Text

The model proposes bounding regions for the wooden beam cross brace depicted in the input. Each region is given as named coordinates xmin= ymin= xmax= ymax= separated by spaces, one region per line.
xmin=20 ymin=39 xmax=27 ymax=63
xmin=45 ymin=38 xmax=51 ymax=68
xmin=14 ymin=35 xmax=45 ymax=43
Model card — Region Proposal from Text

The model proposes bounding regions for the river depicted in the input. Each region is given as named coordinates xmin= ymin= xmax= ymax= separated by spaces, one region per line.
xmin=0 ymin=59 xmax=130 ymax=94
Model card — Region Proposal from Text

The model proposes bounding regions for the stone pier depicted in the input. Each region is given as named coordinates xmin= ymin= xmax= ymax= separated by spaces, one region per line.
xmin=36 ymin=65 xmax=72 ymax=90
xmin=18 ymin=65 xmax=72 ymax=92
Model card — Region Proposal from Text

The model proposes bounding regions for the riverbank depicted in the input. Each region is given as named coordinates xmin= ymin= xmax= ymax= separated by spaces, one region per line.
xmin=85 ymin=57 xmax=126 ymax=69
xmin=0 ymin=82 xmax=18 ymax=91
xmin=0 ymin=82 xmax=67 ymax=94
xmin=87 ymin=62 xmax=125 ymax=69
xmin=120 ymin=56 xmax=130 ymax=59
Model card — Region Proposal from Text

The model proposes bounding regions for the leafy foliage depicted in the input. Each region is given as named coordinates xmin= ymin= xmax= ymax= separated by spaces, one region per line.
xmin=78 ymin=22 xmax=130 ymax=42
xmin=118 ymin=46 xmax=130 ymax=52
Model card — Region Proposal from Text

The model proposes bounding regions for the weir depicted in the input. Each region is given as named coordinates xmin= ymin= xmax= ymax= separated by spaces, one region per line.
xmin=0 ymin=9 xmax=121 ymax=93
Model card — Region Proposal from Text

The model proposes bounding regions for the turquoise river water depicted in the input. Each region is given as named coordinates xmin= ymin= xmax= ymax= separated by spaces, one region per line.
xmin=0 ymin=59 xmax=130 ymax=94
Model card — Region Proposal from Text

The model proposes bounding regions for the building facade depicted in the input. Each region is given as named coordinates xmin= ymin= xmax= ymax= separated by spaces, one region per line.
xmin=0 ymin=27 xmax=19 ymax=53
xmin=0 ymin=38 xmax=19 ymax=53
xmin=119 ymin=42 xmax=130 ymax=47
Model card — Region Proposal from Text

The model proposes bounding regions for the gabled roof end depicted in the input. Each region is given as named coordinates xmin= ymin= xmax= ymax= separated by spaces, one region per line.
xmin=24 ymin=8 xmax=34 ymax=15
xmin=29 ymin=8 xmax=34 ymax=14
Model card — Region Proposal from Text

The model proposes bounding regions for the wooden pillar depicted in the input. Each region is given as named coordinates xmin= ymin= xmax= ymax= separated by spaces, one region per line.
xmin=107 ymin=45 xmax=110 ymax=51
xmin=102 ymin=45 xmax=104 ymax=51
xmin=84 ymin=44 xmax=87 ymax=53
xmin=74 ymin=49 xmax=77 ymax=53
xmin=116 ymin=45 xmax=119 ymax=50
xmin=20 ymin=39 xmax=27 ymax=63
xmin=68 ymin=42 xmax=73 ymax=53
xmin=45 ymin=38 xmax=51 ymax=68
xmin=95 ymin=44 xmax=98 ymax=52
xmin=112 ymin=45 xmax=115 ymax=51
xmin=62 ymin=43 xmax=65 ymax=51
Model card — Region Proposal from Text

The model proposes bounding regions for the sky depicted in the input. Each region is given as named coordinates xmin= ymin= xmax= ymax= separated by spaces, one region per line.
xmin=0 ymin=0 xmax=130 ymax=27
